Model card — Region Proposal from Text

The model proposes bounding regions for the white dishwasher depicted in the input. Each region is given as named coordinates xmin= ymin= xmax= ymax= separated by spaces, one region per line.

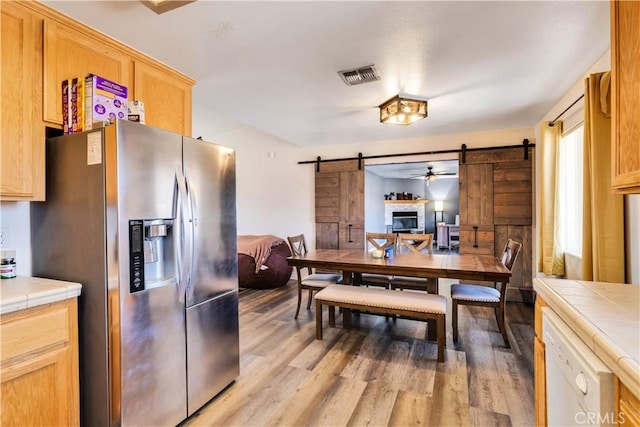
xmin=542 ymin=308 xmax=615 ymax=426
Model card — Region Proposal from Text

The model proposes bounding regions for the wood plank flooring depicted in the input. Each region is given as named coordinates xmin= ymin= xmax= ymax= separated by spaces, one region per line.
xmin=184 ymin=279 xmax=535 ymax=427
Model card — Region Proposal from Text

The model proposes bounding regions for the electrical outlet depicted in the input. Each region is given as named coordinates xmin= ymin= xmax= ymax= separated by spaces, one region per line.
xmin=0 ymin=228 xmax=8 ymax=246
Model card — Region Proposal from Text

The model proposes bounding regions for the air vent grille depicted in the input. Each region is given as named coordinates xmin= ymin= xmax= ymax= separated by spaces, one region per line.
xmin=338 ymin=65 xmax=381 ymax=86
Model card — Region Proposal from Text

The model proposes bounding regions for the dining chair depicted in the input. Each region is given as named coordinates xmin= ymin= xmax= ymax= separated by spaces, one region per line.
xmin=287 ymin=234 xmax=342 ymax=319
xmin=390 ymin=233 xmax=438 ymax=294
xmin=450 ymin=238 xmax=522 ymax=348
xmin=359 ymin=232 xmax=397 ymax=289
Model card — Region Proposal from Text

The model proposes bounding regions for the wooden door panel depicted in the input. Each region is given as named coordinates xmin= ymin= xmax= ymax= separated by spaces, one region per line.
xmin=338 ymin=224 xmax=364 ymax=249
xmin=315 ymin=172 xmax=340 ymax=222
xmin=339 ymin=170 xmax=364 ymax=225
xmin=460 ymin=163 xmax=494 ymax=226
xmin=316 ymin=223 xmax=338 ymax=249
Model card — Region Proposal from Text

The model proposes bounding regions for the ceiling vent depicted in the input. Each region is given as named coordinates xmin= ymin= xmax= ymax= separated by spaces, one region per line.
xmin=338 ymin=65 xmax=381 ymax=86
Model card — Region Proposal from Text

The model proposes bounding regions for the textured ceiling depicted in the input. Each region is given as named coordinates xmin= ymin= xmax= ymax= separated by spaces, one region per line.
xmin=44 ymin=1 xmax=610 ymax=147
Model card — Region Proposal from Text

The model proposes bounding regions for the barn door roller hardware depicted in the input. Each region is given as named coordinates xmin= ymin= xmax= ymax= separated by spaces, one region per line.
xmin=304 ymin=140 xmax=534 ymax=170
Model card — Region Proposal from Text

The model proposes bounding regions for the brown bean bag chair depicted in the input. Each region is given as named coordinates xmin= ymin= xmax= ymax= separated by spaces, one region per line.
xmin=237 ymin=235 xmax=293 ymax=289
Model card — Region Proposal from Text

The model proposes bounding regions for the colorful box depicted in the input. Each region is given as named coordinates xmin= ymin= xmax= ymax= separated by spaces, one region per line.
xmin=84 ymin=74 xmax=128 ymax=130
xmin=62 ymin=79 xmax=72 ymax=134
xmin=62 ymin=77 xmax=85 ymax=134
xmin=128 ymin=100 xmax=146 ymax=124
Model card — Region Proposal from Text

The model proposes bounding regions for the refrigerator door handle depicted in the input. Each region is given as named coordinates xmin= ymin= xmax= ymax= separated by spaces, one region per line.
xmin=185 ymin=170 xmax=197 ymax=300
xmin=175 ymin=166 xmax=191 ymax=301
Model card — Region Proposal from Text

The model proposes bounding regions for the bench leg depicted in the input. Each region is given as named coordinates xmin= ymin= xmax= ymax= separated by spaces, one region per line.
xmin=328 ymin=305 xmax=336 ymax=327
xmin=343 ymin=308 xmax=351 ymax=329
xmin=437 ymin=314 xmax=446 ymax=363
xmin=316 ymin=299 xmax=323 ymax=340
xmin=426 ymin=319 xmax=437 ymax=341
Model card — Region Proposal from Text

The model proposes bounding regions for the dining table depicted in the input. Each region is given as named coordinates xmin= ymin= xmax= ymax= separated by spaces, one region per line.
xmin=286 ymin=248 xmax=511 ymax=284
xmin=287 ymin=248 xmax=512 ymax=339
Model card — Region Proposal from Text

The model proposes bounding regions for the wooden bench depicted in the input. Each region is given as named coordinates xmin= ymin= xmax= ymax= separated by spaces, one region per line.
xmin=314 ymin=285 xmax=447 ymax=363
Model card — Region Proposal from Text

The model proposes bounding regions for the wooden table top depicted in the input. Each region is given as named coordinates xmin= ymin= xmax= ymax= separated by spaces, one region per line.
xmin=287 ymin=249 xmax=511 ymax=283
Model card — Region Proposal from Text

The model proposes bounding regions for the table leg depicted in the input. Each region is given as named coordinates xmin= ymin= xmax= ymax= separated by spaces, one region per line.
xmin=316 ymin=300 xmax=323 ymax=340
xmin=426 ymin=278 xmax=439 ymax=340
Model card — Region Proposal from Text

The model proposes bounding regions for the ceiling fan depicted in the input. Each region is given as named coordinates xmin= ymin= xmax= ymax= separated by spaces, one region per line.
xmin=412 ymin=166 xmax=458 ymax=185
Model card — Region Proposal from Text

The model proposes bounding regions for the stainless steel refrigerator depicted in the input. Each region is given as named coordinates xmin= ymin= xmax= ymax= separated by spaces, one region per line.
xmin=31 ymin=120 xmax=239 ymax=426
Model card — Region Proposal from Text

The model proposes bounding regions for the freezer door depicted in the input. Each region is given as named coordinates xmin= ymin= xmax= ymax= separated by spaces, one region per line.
xmin=183 ymin=136 xmax=238 ymax=307
xmin=186 ymin=290 xmax=240 ymax=415
xmin=114 ymin=121 xmax=188 ymax=425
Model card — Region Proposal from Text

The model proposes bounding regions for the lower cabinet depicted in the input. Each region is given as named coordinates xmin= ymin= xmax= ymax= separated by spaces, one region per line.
xmin=534 ymin=296 xmax=548 ymax=427
xmin=616 ymin=377 xmax=640 ymax=426
xmin=535 ymin=295 xmax=640 ymax=427
xmin=0 ymin=299 xmax=79 ymax=426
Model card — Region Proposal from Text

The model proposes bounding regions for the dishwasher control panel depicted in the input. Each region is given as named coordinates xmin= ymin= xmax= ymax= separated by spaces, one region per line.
xmin=542 ymin=308 xmax=615 ymax=426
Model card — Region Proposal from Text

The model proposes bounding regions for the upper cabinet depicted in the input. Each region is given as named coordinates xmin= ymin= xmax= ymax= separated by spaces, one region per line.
xmin=611 ymin=0 xmax=640 ymax=194
xmin=0 ymin=1 xmax=195 ymax=201
xmin=1 ymin=2 xmax=45 ymax=200
xmin=133 ymin=61 xmax=193 ymax=135
xmin=42 ymin=19 xmax=132 ymax=126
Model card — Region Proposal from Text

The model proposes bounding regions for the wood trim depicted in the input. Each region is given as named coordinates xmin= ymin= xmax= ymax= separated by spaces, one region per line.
xmin=384 ymin=200 xmax=428 ymax=204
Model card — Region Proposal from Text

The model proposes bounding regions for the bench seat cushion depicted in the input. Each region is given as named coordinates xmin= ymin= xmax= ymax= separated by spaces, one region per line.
xmin=315 ymin=285 xmax=446 ymax=315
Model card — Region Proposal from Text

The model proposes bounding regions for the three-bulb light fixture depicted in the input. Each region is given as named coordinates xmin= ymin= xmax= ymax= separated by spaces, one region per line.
xmin=379 ymin=95 xmax=428 ymax=125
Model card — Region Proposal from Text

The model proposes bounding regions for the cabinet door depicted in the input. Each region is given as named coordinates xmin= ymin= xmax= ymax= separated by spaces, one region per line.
xmin=43 ymin=19 xmax=131 ymax=125
xmin=0 ymin=2 xmax=45 ymax=200
xmin=534 ymin=337 xmax=547 ymax=427
xmin=1 ymin=349 xmax=71 ymax=426
xmin=611 ymin=1 xmax=640 ymax=194
xmin=0 ymin=299 xmax=79 ymax=426
xmin=133 ymin=60 xmax=193 ymax=135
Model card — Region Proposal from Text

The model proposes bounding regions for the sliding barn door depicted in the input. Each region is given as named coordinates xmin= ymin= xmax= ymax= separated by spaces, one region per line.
xmin=315 ymin=160 xmax=364 ymax=250
xmin=458 ymin=147 xmax=534 ymax=302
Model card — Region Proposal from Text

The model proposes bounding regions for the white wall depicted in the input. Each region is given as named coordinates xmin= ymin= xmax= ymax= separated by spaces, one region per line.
xmin=193 ymin=99 xmax=534 ymax=249
xmin=364 ymin=171 xmax=386 ymax=233
xmin=0 ymin=202 xmax=32 ymax=276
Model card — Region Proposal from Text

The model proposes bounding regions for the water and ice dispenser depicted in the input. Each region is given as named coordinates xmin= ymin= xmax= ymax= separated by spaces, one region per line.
xmin=129 ymin=219 xmax=176 ymax=293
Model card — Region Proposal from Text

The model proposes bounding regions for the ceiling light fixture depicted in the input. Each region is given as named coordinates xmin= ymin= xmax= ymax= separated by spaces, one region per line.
xmin=379 ymin=95 xmax=428 ymax=125
xmin=141 ymin=0 xmax=196 ymax=14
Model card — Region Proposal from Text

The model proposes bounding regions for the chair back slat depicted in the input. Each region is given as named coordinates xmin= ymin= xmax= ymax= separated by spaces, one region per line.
xmin=501 ymin=239 xmax=523 ymax=271
xmin=287 ymin=234 xmax=308 ymax=257
xmin=366 ymin=232 xmax=396 ymax=251
xmin=396 ymin=233 xmax=434 ymax=255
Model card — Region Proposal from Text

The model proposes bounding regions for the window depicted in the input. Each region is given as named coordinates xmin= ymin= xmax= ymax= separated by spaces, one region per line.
xmin=557 ymin=124 xmax=584 ymax=257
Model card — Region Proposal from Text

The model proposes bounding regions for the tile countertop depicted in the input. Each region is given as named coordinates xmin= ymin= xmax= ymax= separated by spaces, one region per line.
xmin=534 ymin=277 xmax=640 ymax=399
xmin=0 ymin=276 xmax=82 ymax=315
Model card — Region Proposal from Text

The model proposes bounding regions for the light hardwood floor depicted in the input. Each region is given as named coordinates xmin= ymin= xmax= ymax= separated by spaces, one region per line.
xmin=185 ymin=279 xmax=535 ymax=427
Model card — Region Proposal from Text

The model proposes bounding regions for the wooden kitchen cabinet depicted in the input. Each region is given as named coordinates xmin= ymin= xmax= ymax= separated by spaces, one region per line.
xmin=42 ymin=18 xmax=132 ymax=126
xmin=1 ymin=1 xmax=195 ymax=200
xmin=0 ymin=299 xmax=80 ymax=426
xmin=534 ymin=296 xmax=548 ymax=427
xmin=616 ymin=377 xmax=640 ymax=426
xmin=133 ymin=60 xmax=193 ymax=135
xmin=315 ymin=160 xmax=364 ymax=250
xmin=611 ymin=0 xmax=640 ymax=194
xmin=0 ymin=2 xmax=45 ymax=201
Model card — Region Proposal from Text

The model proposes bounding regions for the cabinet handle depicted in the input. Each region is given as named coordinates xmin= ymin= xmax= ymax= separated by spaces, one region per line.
xmin=348 ymin=224 xmax=353 ymax=243
xmin=473 ymin=226 xmax=479 ymax=248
